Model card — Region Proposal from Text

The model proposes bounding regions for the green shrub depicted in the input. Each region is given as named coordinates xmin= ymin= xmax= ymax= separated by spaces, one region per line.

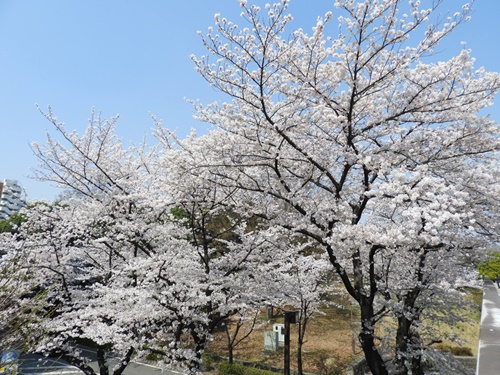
xmin=435 ymin=344 xmax=452 ymax=353
xmin=435 ymin=344 xmax=473 ymax=357
xmin=219 ymin=362 xmax=245 ymax=375
xmin=202 ymin=355 xmax=214 ymax=371
xmin=142 ymin=345 xmax=167 ymax=361
xmin=450 ymin=346 xmax=473 ymax=357
xmin=145 ymin=352 xmax=163 ymax=361
xmin=218 ymin=362 xmax=280 ymax=375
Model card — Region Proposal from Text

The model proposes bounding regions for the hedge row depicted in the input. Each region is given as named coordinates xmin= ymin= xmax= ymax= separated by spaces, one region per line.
xmin=219 ymin=362 xmax=282 ymax=375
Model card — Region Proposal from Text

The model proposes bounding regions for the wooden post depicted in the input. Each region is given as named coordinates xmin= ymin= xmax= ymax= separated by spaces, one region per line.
xmin=284 ymin=310 xmax=298 ymax=375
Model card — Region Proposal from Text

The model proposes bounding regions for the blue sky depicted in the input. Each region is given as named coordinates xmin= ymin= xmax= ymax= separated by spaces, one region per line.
xmin=1 ymin=0 xmax=498 ymax=201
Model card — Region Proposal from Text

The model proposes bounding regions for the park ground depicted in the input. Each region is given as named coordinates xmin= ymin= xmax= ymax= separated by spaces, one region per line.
xmin=205 ymin=288 xmax=482 ymax=374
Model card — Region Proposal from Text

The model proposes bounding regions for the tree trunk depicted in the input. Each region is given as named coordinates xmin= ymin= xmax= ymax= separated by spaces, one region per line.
xmin=297 ymin=338 xmax=303 ymax=375
xmin=297 ymin=306 xmax=308 ymax=375
xmin=394 ymin=294 xmax=424 ymax=375
xmin=327 ymin=243 xmax=388 ymax=375
xmin=191 ymin=330 xmax=208 ymax=372
xmin=228 ymin=344 xmax=234 ymax=364
xmin=394 ymin=316 xmax=411 ymax=375
xmin=112 ymin=347 xmax=135 ymax=375
xmin=395 ymin=321 xmax=424 ymax=375
xmin=411 ymin=353 xmax=424 ymax=375
xmin=96 ymin=347 xmax=109 ymax=375
xmin=267 ymin=305 xmax=274 ymax=320
xmin=406 ymin=322 xmax=425 ymax=375
xmin=394 ymin=252 xmax=426 ymax=375
xmin=359 ymin=302 xmax=389 ymax=375
xmin=51 ymin=350 xmax=97 ymax=375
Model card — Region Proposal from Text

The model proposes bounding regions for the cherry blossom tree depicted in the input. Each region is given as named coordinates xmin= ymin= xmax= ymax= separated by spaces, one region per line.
xmin=2 ymin=109 xmax=289 ymax=374
xmin=152 ymin=126 xmax=293 ymax=364
xmin=189 ymin=1 xmax=500 ymax=374
xmin=0 ymin=110 xmax=193 ymax=374
xmin=14 ymin=110 xmax=183 ymax=374
xmin=0 ymin=227 xmax=49 ymax=357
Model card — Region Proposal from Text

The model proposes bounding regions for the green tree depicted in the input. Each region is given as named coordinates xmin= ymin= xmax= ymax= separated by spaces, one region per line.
xmin=0 ymin=212 xmax=26 ymax=235
xmin=479 ymin=251 xmax=500 ymax=281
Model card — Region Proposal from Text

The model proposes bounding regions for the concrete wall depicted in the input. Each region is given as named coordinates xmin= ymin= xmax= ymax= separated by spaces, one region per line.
xmin=210 ymin=353 xmax=476 ymax=375
xmin=344 ymin=356 xmax=477 ymax=375
xmin=455 ymin=356 xmax=477 ymax=371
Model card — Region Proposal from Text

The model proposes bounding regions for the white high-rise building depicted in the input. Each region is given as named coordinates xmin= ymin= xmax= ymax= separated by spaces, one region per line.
xmin=0 ymin=179 xmax=25 ymax=220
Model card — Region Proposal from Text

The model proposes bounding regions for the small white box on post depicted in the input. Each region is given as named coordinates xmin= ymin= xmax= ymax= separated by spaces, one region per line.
xmin=272 ymin=323 xmax=285 ymax=343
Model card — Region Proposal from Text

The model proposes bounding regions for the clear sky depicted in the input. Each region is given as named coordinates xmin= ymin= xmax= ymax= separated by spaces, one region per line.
xmin=1 ymin=0 xmax=498 ymax=201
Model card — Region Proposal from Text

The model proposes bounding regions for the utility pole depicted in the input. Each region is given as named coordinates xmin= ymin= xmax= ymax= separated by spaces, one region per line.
xmin=283 ymin=310 xmax=298 ymax=375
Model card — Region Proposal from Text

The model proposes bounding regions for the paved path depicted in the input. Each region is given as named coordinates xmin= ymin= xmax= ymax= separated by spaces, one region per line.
xmin=18 ymin=354 xmax=82 ymax=374
xmin=17 ymin=352 xmax=181 ymax=375
xmin=476 ymin=278 xmax=500 ymax=375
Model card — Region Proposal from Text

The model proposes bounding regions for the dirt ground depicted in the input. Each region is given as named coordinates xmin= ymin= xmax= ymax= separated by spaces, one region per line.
xmin=205 ymin=289 xmax=481 ymax=374
xmin=206 ymin=305 xmax=366 ymax=374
